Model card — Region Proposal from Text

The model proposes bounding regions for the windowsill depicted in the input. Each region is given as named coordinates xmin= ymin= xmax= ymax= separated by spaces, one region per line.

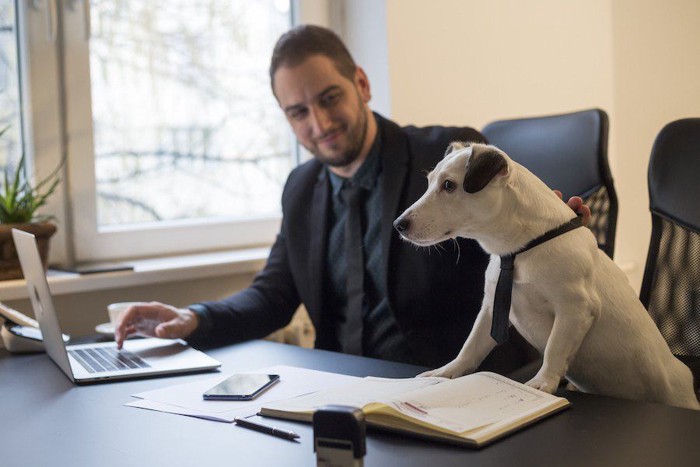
xmin=0 ymin=247 xmax=270 ymax=301
xmin=0 ymin=253 xmax=638 ymax=302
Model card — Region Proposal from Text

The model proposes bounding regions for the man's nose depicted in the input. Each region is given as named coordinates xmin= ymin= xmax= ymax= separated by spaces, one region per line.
xmin=309 ymin=106 xmax=332 ymax=135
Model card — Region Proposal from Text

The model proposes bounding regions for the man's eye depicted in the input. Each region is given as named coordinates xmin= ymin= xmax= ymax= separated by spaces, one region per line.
xmin=321 ymin=93 xmax=340 ymax=106
xmin=288 ymin=109 xmax=307 ymax=120
xmin=443 ymin=180 xmax=456 ymax=192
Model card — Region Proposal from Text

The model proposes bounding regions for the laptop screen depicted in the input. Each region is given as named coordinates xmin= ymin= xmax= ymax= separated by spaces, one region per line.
xmin=12 ymin=229 xmax=75 ymax=380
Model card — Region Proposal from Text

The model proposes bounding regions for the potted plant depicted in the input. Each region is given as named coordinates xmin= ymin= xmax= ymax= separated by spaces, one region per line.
xmin=0 ymin=126 xmax=62 ymax=280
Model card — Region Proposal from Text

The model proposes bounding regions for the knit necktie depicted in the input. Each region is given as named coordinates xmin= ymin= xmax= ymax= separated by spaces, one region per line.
xmin=342 ymin=183 xmax=365 ymax=355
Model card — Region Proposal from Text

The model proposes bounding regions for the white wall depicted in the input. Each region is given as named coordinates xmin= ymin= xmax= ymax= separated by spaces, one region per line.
xmin=343 ymin=0 xmax=700 ymax=292
xmin=385 ymin=0 xmax=615 ymax=127
xmin=610 ymin=0 xmax=700 ymax=289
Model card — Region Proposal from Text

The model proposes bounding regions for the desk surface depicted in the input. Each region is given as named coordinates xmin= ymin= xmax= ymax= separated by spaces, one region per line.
xmin=1 ymin=340 xmax=699 ymax=467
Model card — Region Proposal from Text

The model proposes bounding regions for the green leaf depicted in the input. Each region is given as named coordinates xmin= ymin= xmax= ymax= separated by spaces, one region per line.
xmin=0 ymin=126 xmax=62 ymax=224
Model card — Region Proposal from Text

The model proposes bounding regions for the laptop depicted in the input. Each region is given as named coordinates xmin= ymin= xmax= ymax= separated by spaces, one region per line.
xmin=12 ymin=229 xmax=221 ymax=383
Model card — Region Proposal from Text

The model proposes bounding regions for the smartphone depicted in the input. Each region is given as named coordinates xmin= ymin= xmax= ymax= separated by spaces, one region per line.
xmin=203 ymin=374 xmax=280 ymax=401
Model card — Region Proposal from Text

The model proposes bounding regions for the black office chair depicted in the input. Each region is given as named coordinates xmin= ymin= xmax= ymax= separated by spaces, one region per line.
xmin=640 ymin=118 xmax=700 ymax=387
xmin=482 ymin=109 xmax=618 ymax=258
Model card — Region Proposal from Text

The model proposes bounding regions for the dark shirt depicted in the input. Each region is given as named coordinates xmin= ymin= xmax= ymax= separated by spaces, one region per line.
xmin=324 ymin=124 xmax=413 ymax=362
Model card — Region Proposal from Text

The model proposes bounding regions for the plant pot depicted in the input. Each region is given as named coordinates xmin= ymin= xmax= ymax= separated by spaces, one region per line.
xmin=0 ymin=222 xmax=57 ymax=280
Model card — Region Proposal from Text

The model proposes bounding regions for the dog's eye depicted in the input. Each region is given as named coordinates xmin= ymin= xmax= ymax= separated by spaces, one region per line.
xmin=443 ymin=180 xmax=456 ymax=193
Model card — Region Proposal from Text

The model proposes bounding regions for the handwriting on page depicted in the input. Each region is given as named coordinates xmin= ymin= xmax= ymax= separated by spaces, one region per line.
xmin=388 ymin=374 xmax=550 ymax=434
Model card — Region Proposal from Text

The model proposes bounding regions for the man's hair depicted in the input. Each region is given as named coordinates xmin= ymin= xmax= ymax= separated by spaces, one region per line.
xmin=269 ymin=25 xmax=357 ymax=91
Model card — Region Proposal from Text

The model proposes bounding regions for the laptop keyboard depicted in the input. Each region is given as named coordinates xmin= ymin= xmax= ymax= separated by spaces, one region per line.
xmin=68 ymin=347 xmax=151 ymax=373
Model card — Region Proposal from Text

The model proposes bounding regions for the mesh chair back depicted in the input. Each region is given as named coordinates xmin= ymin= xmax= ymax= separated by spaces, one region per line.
xmin=482 ymin=109 xmax=617 ymax=258
xmin=640 ymin=118 xmax=700 ymax=360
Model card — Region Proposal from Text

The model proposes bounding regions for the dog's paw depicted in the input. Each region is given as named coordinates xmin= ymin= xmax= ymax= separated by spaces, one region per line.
xmin=418 ymin=361 xmax=471 ymax=379
xmin=525 ymin=375 xmax=560 ymax=394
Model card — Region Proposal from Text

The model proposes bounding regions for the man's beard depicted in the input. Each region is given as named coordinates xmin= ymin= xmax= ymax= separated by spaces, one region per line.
xmin=305 ymin=97 xmax=369 ymax=169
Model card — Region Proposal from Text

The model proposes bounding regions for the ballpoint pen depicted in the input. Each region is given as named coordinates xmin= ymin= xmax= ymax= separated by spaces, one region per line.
xmin=234 ymin=416 xmax=300 ymax=441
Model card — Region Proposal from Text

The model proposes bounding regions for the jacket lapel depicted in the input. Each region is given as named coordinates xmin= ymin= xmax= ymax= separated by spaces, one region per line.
xmin=308 ymin=168 xmax=329 ymax=318
xmin=379 ymin=115 xmax=410 ymax=273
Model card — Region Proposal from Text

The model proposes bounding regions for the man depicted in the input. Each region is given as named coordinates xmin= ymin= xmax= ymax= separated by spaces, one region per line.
xmin=116 ymin=25 xmax=588 ymax=371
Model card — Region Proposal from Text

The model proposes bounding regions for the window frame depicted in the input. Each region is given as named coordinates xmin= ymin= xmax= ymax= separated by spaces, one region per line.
xmin=17 ymin=0 xmax=71 ymax=264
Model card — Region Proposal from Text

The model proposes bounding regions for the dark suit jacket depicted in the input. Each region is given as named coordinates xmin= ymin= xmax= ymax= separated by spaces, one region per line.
xmin=188 ymin=114 xmax=535 ymax=371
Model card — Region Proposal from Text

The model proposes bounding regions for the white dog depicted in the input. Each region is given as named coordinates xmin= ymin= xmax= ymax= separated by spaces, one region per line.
xmin=393 ymin=142 xmax=699 ymax=410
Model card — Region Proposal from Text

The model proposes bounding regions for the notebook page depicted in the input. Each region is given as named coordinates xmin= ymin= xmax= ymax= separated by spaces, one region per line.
xmin=379 ymin=372 xmax=565 ymax=434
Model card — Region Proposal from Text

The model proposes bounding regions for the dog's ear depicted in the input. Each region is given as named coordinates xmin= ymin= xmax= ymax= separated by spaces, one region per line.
xmin=444 ymin=141 xmax=467 ymax=158
xmin=463 ymin=149 xmax=508 ymax=193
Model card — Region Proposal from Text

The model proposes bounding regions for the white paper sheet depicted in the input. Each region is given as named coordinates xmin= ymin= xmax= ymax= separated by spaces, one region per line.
xmin=126 ymin=365 xmax=360 ymax=422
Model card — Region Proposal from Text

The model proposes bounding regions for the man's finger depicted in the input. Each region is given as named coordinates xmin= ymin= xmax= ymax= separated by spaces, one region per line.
xmin=115 ymin=323 xmax=136 ymax=349
xmin=578 ymin=204 xmax=592 ymax=226
xmin=115 ymin=304 xmax=162 ymax=347
xmin=115 ymin=328 xmax=124 ymax=349
xmin=115 ymin=310 xmax=132 ymax=349
xmin=566 ymin=196 xmax=591 ymax=226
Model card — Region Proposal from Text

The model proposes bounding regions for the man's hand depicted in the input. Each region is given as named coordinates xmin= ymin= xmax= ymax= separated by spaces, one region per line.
xmin=555 ymin=190 xmax=591 ymax=226
xmin=115 ymin=301 xmax=199 ymax=349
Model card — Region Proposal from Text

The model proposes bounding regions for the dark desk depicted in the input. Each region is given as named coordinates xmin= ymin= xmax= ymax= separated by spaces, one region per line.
xmin=1 ymin=340 xmax=699 ymax=466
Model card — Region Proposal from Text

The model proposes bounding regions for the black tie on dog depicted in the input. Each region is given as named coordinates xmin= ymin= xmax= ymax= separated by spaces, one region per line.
xmin=491 ymin=215 xmax=584 ymax=345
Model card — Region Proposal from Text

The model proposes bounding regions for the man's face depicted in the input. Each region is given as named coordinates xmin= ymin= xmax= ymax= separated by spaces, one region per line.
xmin=273 ymin=55 xmax=371 ymax=168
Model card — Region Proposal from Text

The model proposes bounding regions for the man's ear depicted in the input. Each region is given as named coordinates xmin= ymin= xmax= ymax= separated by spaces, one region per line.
xmin=463 ymin=149 xmax=508 ymax=193
xmin=355 ymin=67 xmax=372 ymax=103
xmin=444 ymin=141 xmax=467 ymax=158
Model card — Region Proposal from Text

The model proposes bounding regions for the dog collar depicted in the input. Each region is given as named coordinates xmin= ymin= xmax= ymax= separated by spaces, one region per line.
xmin=491 ymin=215 xmax=584 ymax=345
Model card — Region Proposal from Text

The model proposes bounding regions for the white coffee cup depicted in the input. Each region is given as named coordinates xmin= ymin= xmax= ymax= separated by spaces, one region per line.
xmin=107 ymin=302 xmax=144 ymax=327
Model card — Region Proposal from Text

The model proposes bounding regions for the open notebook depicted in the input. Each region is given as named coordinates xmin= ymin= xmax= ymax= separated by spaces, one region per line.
xmin=260 ymin=371 xmax=570 ymax=447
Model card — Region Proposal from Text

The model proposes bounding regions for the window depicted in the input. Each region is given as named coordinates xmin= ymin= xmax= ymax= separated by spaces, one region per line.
xmin=18 ymin=0 xmax=301 ymax=263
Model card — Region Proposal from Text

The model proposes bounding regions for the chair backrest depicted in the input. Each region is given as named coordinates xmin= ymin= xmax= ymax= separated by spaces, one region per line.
xmin=482 ymin=109 xmax=617 ymax=258
xmin=640 ymin=118 xmax=700 ymax=359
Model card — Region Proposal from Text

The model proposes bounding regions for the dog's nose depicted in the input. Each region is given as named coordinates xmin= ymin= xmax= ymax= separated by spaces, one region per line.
xmin=393 ymin=217 xmax=410 ymax=233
